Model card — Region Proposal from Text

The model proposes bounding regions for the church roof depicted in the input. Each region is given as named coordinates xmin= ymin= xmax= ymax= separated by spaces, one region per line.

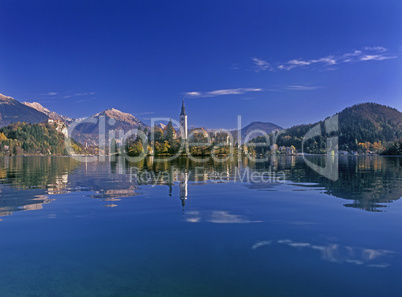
xmin=190 ymin=127 xmax=208 ymax=135
xmin=180 ymin=99 xmax=186 ymax=116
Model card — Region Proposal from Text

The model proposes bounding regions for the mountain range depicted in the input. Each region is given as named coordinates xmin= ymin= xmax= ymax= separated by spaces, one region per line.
xmin=237 ymin=121 xmax=282 ymax=143
xmin=0 ymin=92 xmax=401 ymax=152
xmin=0 ymin=92 xmax=284 ymax=145
xmin=22 ymin=101 xmax=73 ymax=123
xmin=0 ymin=93 xmax=148 ymax=145
xmin=71 ymin=108 xmax=146 ymax=144
xmin=0 ymin=93 xmax=49 ymax=127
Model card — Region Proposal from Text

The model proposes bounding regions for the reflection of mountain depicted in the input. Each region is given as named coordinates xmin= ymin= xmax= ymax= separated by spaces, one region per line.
xmin=0 ymin=157 xmax=81 ymax=217
xmin=68 ymin=159 xmax=140 ymax=204
xmin=0 ymin=157 xmax=142 ymax=217
xmin=284 ymin=156 xmax=402 ymax=212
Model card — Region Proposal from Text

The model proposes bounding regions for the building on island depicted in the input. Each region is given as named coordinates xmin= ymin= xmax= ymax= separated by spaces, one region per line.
xmin=180 ymin=99 xmax=188 ymax=140
xmin=48 ymin=119 xmax=68 ymax=138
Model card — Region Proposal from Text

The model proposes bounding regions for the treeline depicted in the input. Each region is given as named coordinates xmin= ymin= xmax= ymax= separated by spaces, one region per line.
xmin=123 ymin=122 xmax=234 ymax=157
xmin=380 ymin=141 xmax=402 ymax=155
xmin=250 ymin=103 xmax=401 ymax=154
xmin=0 ymin=122 xmax=83 ymax=155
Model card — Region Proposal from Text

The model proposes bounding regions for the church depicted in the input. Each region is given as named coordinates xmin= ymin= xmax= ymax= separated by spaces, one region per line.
xmin=180 ymin=99 xmax=188 ymax=140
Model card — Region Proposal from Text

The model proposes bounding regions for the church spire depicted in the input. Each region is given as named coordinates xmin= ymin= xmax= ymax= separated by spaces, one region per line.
xmin=180 ymin=98 xmax=188 ymax=140
xmin=180 ymin=98 xmax=186 ymax=116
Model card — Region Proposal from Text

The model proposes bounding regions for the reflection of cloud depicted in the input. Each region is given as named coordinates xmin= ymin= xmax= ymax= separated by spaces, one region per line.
xmin=252 ymin=239 xmax=397 ymax=268
xmin=210 ymin=211 xmax=252 ymax=223
xmin=185 ymin=210 xmax=262 ymax=224
xmin=104 ymin=204 xmax=118 ymax=208
xmin=368 ymin=263 xmax=390 ymax=268
xmin=252 ymin=241 xmax=271 ymax=249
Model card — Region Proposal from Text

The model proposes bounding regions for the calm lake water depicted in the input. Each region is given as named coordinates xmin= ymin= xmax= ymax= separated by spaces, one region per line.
xmin=0 ymin=155 xmax=401 ymax=297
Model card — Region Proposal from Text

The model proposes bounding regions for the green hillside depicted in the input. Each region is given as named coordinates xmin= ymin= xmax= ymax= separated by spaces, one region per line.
xmin=0 ymin=121 xmax=83 ymax=155
xmin=251 ymin=103 xmax=402 ymax=154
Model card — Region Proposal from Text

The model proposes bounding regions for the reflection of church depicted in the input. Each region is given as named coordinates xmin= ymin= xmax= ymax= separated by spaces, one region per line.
xmin=179 ymin=171 xmax=188 ymax=210
xmin=165 ymin=167 xmax=189 ymax=211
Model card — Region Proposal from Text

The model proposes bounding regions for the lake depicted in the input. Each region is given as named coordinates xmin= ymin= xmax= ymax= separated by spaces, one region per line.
xmin=0 ymin=155 xmax=401 ymax=297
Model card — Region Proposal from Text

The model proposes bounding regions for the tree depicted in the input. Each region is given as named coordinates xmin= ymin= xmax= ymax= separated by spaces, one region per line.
xmin=110 ymin=138 xmax=118 ymax=155
xmin=165 ymin=120 xmax=175 ymax=141
xmin=127 ymin=140 xmax=144 ymax=156
xmin=153 ymin=126 xmax=164 ymax=142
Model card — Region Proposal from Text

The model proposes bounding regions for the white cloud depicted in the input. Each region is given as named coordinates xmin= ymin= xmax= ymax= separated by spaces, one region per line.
xmin=63 ymin=92 xmax=96 ymax=99
xmin=285 ymin=85 xmax=323 ymax=91
xmin=278 ymin=59 xmax=311 ymax=70
xmin=252 ymin=57 xmax=273 ymax=72
xmin=74 ymin=92 xmax=95 ymax=96
xmin=185 ymin=91 xmax=202 ymax=97
xmin=255 ymin=46 xmax=397 ymax=72
xmin=289 ymin=59 xmax=311 ymax=66
xmin=184 ymin=88 xmax=262 ymax=98
xmin=314 ymin=56 xmax=337 ymax=65
xmin=41 ymin=92 xmax=58 ymax=96
xmin=360 ymin=54 xmax=397 ymax=61
xmin=343 ymin=50 xmax=362 ymax=58
xmin=279 ymin=56 xmax=336 ymax=71
xmin=364 ymin=46 xmax=387 ymax=52
xmin=269 ymin=85 xmax=323 ymax=91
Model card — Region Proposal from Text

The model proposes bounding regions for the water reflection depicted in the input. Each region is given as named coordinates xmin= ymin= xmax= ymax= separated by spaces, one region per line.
xmin=122 ymin=155 xmax=401 ymax=212
xmin=252 ymin=239 xmax=398 ymax=268
xmin=0 ymin=157 xmax=80 ymax=217
xmin=185 ymin=210 xmax=262 ymax=224
xmin=0 ymin=155 xmax=400 ymax=218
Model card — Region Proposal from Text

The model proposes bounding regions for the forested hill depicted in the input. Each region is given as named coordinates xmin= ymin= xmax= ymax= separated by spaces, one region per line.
xmin=0 ymin=122 xmax=83 ymax=155
xmin=251 ymin=103 xmax=402 ymax=153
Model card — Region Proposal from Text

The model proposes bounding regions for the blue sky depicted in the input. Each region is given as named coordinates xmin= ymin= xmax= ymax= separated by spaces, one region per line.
xmin=0 ymin=0 xmax=401 ymax=129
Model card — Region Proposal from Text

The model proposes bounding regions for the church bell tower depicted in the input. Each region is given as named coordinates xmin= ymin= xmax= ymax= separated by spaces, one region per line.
xmin=180 ymin=99 xmax=188 ymax=140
